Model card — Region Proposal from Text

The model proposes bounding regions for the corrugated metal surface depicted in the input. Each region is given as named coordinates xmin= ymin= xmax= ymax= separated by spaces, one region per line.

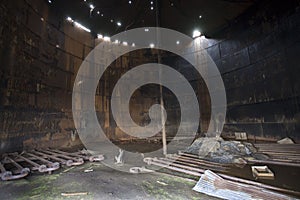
xmin=193 ymin=170 xmax=294 ymax=200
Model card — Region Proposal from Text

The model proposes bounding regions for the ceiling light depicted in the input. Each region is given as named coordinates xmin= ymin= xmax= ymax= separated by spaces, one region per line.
xmin=103 ymin=36 xmax=110 ymax=42
xmin=129 ymin=0 xmax=132 ymax=4
xmin=117 ymin=22 xmax=122 ymax=26
xmin=176 ymin=40 xmax=180 ymax=45
xmin=74 ymin=21 xmax=91 ymax=33
xmin=110 ymin=19 xmax=114 ymax=23
xmin=122 ymin=41 xmax=128 ymax=46
xmin=199 ymin=15 xmax=202 ymax=19
xmin=149 ymin=43 xmax=155 ymax=48
xmin=66 ymin=16 xmax=73 ymax=22
xmin=150 ymin=6 xmax=154 ymax=10
xmin=48 ymin=0 xmax=52 ymax=3
xmin=97 ymin=34 xmax=103 ymax=39
xmin=101 ymin=14 xmax=104 ymax=16
xmin=144 ymin=28 xmax=149 ymax=32
xmin=114 ymin=39 xmax=119 ymax=44
xmin=89 ymin=4 xmax=95 ymax=9
xmin=97 ymin=11 xmax=100 ymax=14
xmin=151 ymin=1 xmax=153 ymax=4
xmin=132 ymin=43 xmax=135 ymax=47
xmin=193 ymin=30 xmax=201 ymax=38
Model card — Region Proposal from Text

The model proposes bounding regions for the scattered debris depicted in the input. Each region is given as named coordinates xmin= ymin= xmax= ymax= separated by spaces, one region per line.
xmin=235 ymin=132 xmax=247 ymax=140
xmin=251 ymin=165 xmax=274 ymax=180
xmin=156 ymin=180 xmax=168 ymax=186
xmin=84 ymin=168 xmax=94 ymax=173
xmin=61 ymin=192 xmax=88 ymax=196
xmin=115 ymin=149 xmax=124 ymax=165
xmin=30 ymin=194 xmax=41 ymax=199
xmin=62 ymin=166 xmax=75 ymax=173
xmin=193 ymin=170 xmax=290 ymax=200
xmin=129 ymin=166 xmax=155 ymax=173
xmin=277 ymin=137 xmax=294 ymax=144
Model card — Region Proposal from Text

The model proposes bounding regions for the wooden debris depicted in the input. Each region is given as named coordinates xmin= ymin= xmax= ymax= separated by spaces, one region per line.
xmin=277 ymin=138 xmax=294 ymax=144
xmin=61 ymin=192 xmax=88 ymax=196
xmin=156 ymin=180 xmax=168 ymax=186
xmin=254 ymin=143 xmax=300 ymax=165
xmin=235 ymin=132 xmax=247 ymax=140
xmin=84 ymin=168 xmax=94 ymax=173
xmin=251 ymin=166 xmax=274 ymax=180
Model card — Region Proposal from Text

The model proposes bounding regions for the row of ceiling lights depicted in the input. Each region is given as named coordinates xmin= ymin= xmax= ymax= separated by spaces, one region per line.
xmin=87 ymin=2 xmax=123 ymax=27
xmin=66 ymin=17 xmax=188 ymax=47
xmin=50 ymin=0 xmax=202 ymax=43
xmin=129 ymin=1 xmax=154 ymax=10
xmin=67 ymin=17 xmax=201 ymax=48
xmin=86 ymin=0 xmax=156 ymax=27
xmin=66 ymin=16 xmax=201 ymax=43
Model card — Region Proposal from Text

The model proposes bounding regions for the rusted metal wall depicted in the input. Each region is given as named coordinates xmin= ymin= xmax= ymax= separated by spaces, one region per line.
xmin=0 ymin=0 xmax=299 ymax=154
xmin=0 ymin=0 xmax=94 ymax=153
xmin=154 ymin=1 xmax=300 ymax=142
xmin=206 ymin=1 xmax=300 ymax=142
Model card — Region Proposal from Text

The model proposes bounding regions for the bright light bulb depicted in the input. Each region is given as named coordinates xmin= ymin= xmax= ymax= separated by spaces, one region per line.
xmin=149 ymin=43 xmax=155 ymax=48
xmin=90 ymin=4 xmax=95 ymax=9
xmin=97 ymin=34 xmax=103 ymax=39
xmin=103 ymin=36 xmax=110 ymax=42
xmin=144 ymin=28 xmax=149 ymax=32
xmin=129 ymin=0 xmax=132 ymax=4
xmin=117 ymin=22 xmax=122 ymax=26
xmin=122 ymin=41 xmax=128 ymax=46
xmin=74 ymin=21 xmax=91 ymax=33
xmin=151 ymin=6 xmax=154 ymax=10
xmin=176 ymin=40 xmax=180 ymax=45
xmin=132 ymin=43 xmax=135 ymax=47
xmin=193 ymin=30 xmax=201 ymax=38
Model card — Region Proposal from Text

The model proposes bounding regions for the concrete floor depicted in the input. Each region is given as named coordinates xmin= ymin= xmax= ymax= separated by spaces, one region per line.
xmin=0 ymin=162 xmax=219 ymax=200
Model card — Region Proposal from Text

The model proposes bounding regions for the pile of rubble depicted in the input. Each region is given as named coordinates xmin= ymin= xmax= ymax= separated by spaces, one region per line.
xmin=185 ymin=136 xmax=267 ymax=165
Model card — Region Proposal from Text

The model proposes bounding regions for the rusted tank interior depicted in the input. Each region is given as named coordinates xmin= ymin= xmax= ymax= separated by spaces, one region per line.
xmin=0 ymin=0 xmax=300 ymax=199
